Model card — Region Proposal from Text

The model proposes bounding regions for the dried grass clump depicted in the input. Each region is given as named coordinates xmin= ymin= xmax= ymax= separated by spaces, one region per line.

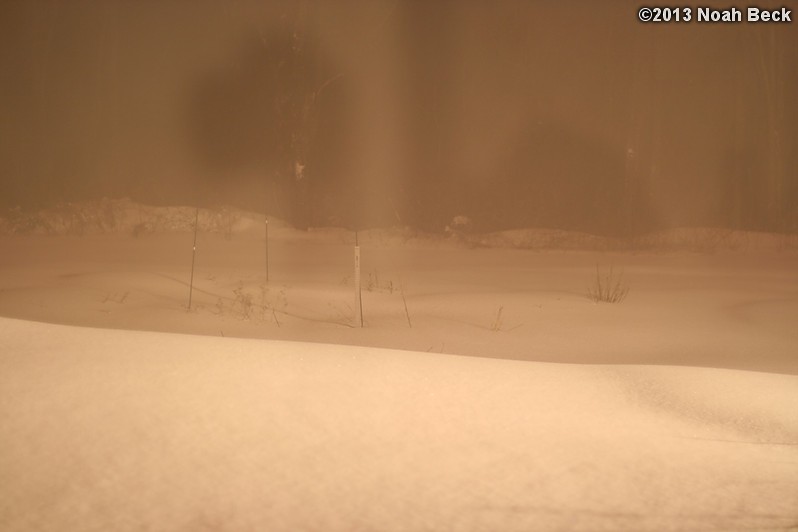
xmin=588 ymin=264 xmax=629 ymax=303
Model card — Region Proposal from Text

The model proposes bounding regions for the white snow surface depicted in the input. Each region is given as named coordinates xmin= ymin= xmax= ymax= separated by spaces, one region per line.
xmin=1 ymin=201 xmax=797 ymax=530
xmin=1 ymin=317 xmax=797 ymax=531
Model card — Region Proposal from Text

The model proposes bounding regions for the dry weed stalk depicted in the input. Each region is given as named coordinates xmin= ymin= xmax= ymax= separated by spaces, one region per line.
xmin=588 ymin=264 xmax=629 ymax=303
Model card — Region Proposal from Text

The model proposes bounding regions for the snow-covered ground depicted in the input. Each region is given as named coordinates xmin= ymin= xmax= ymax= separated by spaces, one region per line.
xmin=1 ymin=201 xmax=797 ymax=530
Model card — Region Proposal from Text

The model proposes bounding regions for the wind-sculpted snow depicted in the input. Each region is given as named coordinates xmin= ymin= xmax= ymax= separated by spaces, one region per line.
xmin=1 ymin=317 xmax=797 ymax=531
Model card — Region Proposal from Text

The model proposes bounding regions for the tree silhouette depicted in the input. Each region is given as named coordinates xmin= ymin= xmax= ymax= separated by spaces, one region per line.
xmin=187 ymin=4 xmax=345 ymax=228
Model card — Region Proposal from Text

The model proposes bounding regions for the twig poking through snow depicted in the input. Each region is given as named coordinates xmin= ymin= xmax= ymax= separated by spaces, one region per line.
xmin=491 ymin=306 xmax=504 ymax=332
xmin=400 ymin=278 xmax=412 ymax=328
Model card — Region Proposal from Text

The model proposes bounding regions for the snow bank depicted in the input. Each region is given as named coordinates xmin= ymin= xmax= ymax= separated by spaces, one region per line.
xmin=1 ymin=317 xmax=796 ymax=531
xmin=473 ymin=226 xmax=798 ymax=252
xmin=3 ymin=199 xmax=797 ymax=252
xmin=0 ymin=199 xmax=285 ymax=238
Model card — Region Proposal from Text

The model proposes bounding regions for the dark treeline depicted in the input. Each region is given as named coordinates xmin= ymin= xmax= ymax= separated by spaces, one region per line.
xmin=1 ymin=1 xmax=796 ymax=235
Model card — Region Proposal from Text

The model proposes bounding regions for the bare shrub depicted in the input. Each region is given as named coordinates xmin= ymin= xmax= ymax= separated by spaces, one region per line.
xmin=588 ymin=264 xmax=629 ymax=303
xmin=131 ymin=222 xmax=151 ymax=238
xmin=366 ymin=269 xmax=395 ymax=293
xmin=101 ymin=291 xmax=129 ymax=304
xmin=233 ymin=284 xmax=254 ymax=319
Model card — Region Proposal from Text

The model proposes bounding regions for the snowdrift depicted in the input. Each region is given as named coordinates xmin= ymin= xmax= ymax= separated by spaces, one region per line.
xmin=2 ymin=198 xmax=796 ymax=252
xmin=1 ymin=317 xmax=796 ymax=531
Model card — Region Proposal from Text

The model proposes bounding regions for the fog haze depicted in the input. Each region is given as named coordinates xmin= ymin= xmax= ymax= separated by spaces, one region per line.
xmin=1 ymin=0 xmax=796 ymax=234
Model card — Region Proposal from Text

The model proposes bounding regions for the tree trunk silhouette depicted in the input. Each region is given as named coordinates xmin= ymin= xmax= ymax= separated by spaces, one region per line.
xmin=754 ymin=26 xmax=786 ymax=231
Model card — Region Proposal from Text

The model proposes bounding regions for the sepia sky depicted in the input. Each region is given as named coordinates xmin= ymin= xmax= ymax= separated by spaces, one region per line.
xmin=1 ymin=0 xmax=795 ymax=234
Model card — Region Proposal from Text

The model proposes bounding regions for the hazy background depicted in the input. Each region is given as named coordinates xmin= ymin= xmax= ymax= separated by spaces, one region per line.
xmin=1 ymin=0 xmax=796 ymax=235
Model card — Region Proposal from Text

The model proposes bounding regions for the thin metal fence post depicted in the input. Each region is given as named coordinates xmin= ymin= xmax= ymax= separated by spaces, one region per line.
xmin=265 ymin=215 xmax=270 ymax=283
xmin=355 ymin=231 xmax=363 ymax=327
xmin=188 ymin=206 xmax=199 ymax=310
